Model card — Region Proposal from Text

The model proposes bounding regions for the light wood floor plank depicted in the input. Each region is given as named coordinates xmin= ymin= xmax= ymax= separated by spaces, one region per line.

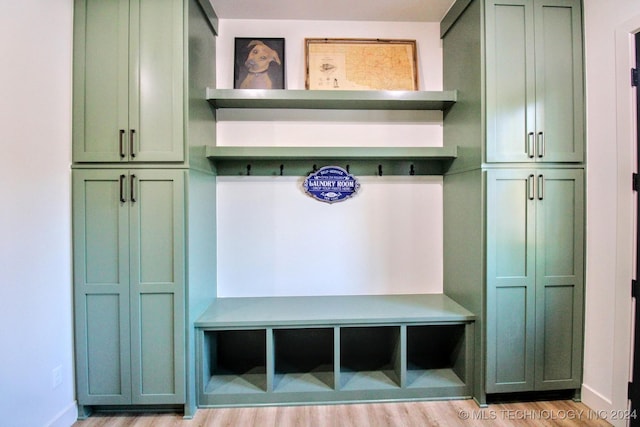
xmin=72 ymin=400 xmax=613 ymax=427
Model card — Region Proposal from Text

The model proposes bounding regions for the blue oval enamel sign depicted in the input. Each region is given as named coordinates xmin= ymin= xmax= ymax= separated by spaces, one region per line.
xmin=303 ymin=166 xmax=360 ymax=203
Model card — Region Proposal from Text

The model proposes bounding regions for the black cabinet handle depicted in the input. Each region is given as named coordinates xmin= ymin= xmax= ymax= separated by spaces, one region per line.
xmin=527 ymin=174 xmax=535 ymax=200
xmin=538 ymin=174 xmax=544 ymax=200
xmin=119 ymin=174 xmax=126 ymax=203
xmin=130 ymin=129 xmax=136 ymax=158
xmin=527 ymin=132 xmax=535 ymax=158
xmin=119 ymin=130 xmax=126 ymax=159
xmin=130 ymin=174 xmax=136 ymax=203
xmin=537 ymin=132 xmax=544 ymax=158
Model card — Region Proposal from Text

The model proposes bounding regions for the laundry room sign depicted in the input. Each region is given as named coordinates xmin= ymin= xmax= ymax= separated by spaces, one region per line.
xmin=303 ymin=166 xmax=360 ymax=203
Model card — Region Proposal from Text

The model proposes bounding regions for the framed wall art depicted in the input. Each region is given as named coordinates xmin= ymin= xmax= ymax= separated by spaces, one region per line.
xmin=234 ymin=37 xmax=285 ymax=89
xmin=305 ymin=38 xmax=418 ymax=91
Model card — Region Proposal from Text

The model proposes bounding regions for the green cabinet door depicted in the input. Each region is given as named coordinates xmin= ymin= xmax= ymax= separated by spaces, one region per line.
xmin=73 ymin=170 xmax=133 ymax=404
xmin=486 ymin=169 xmax=583 ymax=393
xmin=73 ymin=169 xmax=186 ymax=406
xmin=73 ymin=0 xmax=184 ymax=163
xmin=485 ymin=0 xmax=583 ymax=163
xmin=534 ymin=169 xmax=584 ymax=390
xmin=129 ymin=170 xmax=186 ymax=404
xmin=486 ymin=169 xmax=537 ymax=393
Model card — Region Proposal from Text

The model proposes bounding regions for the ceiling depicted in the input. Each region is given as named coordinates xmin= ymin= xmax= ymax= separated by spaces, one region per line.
xmin=208 ymin=0 xmax=457 ymax=23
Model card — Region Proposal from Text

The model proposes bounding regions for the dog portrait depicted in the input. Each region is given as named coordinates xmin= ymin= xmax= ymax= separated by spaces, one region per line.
xmin=234 ymin=38 xmax=285 ymax=89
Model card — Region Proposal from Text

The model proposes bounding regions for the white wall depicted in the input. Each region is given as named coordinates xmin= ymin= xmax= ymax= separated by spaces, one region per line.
xmin=582 ymin=1 xmax=640 ymax=425
xmin=0 ymin=1 xmax=76 ymax=426
xmin=215 ymin=19 xmax=445 ymax=297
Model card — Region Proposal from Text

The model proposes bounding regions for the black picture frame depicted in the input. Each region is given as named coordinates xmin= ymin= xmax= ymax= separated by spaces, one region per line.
xmin=234 ymin=37 xmax=285 ymax=89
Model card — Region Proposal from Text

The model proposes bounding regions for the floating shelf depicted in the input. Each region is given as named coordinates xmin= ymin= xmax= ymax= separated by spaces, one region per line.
xmin=206 ymin=88 xmax=457 ymax=111
xmin=205 ymin=146 xmax=458 ymax=176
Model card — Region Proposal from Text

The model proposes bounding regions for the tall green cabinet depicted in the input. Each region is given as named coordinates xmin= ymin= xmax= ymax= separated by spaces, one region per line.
xmin=73 ymin=170 xmax=186 ymax=405
xmin=486 ymin=169 xmax=584 ymax=393
xmin=441 ymin=0 xmax=585 ymax=403
xmin=72 ymin=0 xmax=218 ymax=418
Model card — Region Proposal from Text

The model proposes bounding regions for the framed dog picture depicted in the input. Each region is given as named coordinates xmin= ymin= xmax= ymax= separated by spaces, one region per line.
xmin=305 ymin=38 xmax=418 ymax=91
xmin=234 ymin=37 xmax=285 ymax=89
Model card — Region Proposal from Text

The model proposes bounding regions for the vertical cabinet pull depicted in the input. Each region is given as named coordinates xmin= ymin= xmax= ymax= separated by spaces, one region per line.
xmin=119 ymin=130 xmax=126 ymax=159
xmin=129 ymin=129 xmax=136 ymax=158
xmin=528 ymin=174 xmax=535 ymax=200
xmin=537 ymin=174 xmax=544 ymax=200
xmin=130 ymin=174 xmax=136 ymax=203
xmin=537 ymin=132 xmax=544 ymax=158
xmin=527 ymin=132 xmax=535 ymax=158
xmin=119 ymin=174 xmax=126 ymax=203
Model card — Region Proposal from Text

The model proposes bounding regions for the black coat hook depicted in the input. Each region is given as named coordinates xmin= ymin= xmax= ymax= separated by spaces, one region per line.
xmin=280 ymin=164 xmax=284 ymax=176
xmin=378 ymin=164 xmax=383 ymax=176
xmin=246 ymin=164 xmax=251 ymax=176
xmin=312 ymin=164 xmax=318 ymax=172
xmin=410 ymin=164 xmax=415 ymax=176
xmin=346 ymin=164 xmax=350 ymax=173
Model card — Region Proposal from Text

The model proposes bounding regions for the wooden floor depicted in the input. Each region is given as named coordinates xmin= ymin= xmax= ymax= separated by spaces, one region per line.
xmin=72 ymin=399 xmax=615 ymax=426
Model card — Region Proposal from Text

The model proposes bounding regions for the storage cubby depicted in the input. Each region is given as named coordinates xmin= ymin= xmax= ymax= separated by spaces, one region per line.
xmin=203 ymin=329 xmax=267 ymax=394
xmin=196 ymin=294 xmax=475 ymax=407
xmin=339 ymin=326 xmax=401 ymax=390
xmin=406 ymin=325 xmax=467 ymax=389
xmin=273 ymin=328 xmax=334 ymax=392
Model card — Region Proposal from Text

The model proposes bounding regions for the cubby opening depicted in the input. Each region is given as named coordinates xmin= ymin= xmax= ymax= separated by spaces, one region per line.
xmin=406 ymin=324 xmax=466 ymax=388
xmin=339 ymin=326 xmax=401 ymax=390
xmin=204 ymin=329 xmax=267 ymax=394
xmin=273 ymin=328 xmax=334 ymax=392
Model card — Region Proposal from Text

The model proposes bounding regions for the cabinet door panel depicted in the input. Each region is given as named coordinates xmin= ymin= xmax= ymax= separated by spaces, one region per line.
xmin=138 ymin=294 xmax=177 ymax=396
xmin=486 ymin=170 xmax=536 ymax=392
xmin=535 ymin=169 xmax=584 ymax=389
xmin=540 ymin=285 xmax=576 ymax=381
xmin=73 ymin=170 xmax=131 ymax=404
xmin=494 ymin=286 xmax=529 ymax=384
xmin=486 ymin=0 xmax=535 ymax=163
xmin=73 ymin=0 xmax=129 ymax=162
xmin=85 ymin=294 xmax=130 ymax=398
xmin=129 ymin=170 xmax=185 ymax=403
xmin=129 ymin=0 xmax=184 ymax=162
xmin=534 ymin=0 xmax=584 ymax=162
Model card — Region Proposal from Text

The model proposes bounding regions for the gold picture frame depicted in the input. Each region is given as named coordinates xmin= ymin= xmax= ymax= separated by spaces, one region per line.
xmin=305 ymin=38 xmax=418 ymax=91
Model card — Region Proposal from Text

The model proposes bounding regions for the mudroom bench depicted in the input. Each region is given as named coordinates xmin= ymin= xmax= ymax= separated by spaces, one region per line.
xmin=195 ymin=294 xmax=475 ymax=407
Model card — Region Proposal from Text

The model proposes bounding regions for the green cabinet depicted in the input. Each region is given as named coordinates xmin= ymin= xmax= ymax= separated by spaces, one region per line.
xmin=485 ymin=168 xmax=584 ymax=393
xmin=73 ymin=0 xmax=184 ymax=162
xmin=73 ymin=169 xmax=186 ymax=407
xmin=485 ymin=0 xmax=583 ymax=163
xmin=443 ymin=0 xmax=585 ymax=403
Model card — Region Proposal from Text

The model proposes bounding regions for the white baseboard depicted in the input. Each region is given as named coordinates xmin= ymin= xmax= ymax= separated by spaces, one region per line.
xmin=581 ymin=384 xmax=632 ymax=427
xmin=582 ymin=383 xmax=613 ymax=409
xmin=46 ymin=401 xmax=78 ymax=427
